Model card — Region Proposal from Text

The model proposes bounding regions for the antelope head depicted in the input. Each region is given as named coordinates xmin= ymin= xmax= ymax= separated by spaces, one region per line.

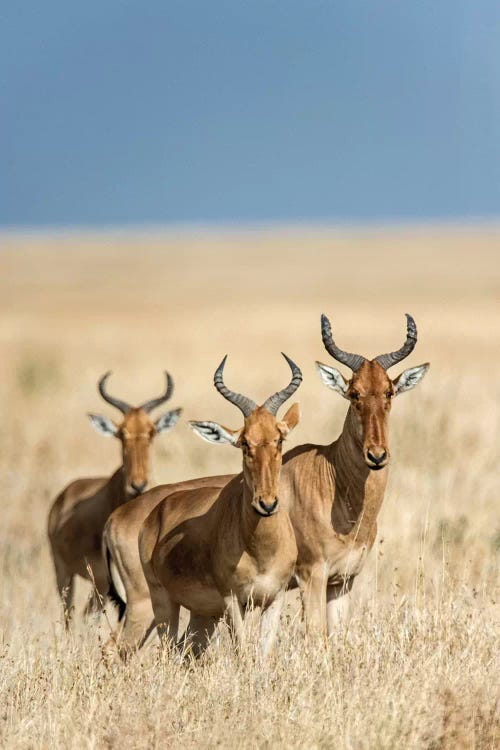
xmin=190 ymin=354 xmax=302 ymax=517
xmin=316 ymin=314 xmax=429 ymax=470
xmin=88 ymin=372 xmax=182 ymax=496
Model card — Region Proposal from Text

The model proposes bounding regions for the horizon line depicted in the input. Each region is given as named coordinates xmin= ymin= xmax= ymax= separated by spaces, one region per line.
xmin=1 ymin=215 xmax=500 ymax=241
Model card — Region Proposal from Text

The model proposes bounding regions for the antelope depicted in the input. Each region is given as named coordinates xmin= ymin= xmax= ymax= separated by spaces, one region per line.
xmin=138 ymin=354 xmax=302 ymax=659
xmin=102 ymin=470 xmax=233 ymax=658
xmin=280 ymin=314 xmax=430 ymax=636
xmin=48 ymin=371 xmax=182 ymax=623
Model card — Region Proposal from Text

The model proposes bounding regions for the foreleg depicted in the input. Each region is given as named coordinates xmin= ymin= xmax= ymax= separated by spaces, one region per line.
xmin=326 ymin=579 xmax=353 ymax=637
xmin=297 ymin=564 xmax=328 ymax=638
xmin=259 ymin=589 xmax=285 ymax=661
xmin=223 ymin=593 xmax=246 ymax=651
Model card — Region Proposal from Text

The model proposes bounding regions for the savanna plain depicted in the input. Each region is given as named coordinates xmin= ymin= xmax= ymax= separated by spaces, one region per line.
xmin=0 ymin=226 xmax=498 ymax=749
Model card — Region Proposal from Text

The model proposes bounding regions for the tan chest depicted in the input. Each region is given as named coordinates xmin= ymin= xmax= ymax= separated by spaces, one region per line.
xmin=326 ymin=541 xmax=369 ymax=583
xmin=237 ymin=571 xmax=283 ymax=608
xmin=231 ymin=549 xmax=295 ymax=608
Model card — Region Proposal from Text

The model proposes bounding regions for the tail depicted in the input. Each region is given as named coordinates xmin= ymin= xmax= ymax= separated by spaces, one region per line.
xmin=105 ymin=544 xmax=126 ymax=622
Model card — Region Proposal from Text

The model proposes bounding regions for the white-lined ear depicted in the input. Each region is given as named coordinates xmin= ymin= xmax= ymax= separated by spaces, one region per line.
xmin=315 ymin=362 xmax=349 ymax=397
xmin=155 ymin=408 xmax=182 ymax=434
xmin=189 ymin=421 xmax=240 ymax=446
xmin=88 ymin=413 xmax=118 ymax=437
xmin=393 ymin=363 xmax=430 ymax=395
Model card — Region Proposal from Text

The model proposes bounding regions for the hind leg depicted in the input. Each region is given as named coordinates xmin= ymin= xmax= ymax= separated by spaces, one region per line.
xmin=149 ymin=583 xmax=180 ymax=648
xmin=82 ymin=560 xmax=108 ymax=619
xmin=181 ymin=615 xmax=217 ymax=658
xmin=82 ymin=590 xmax=102 ymax=618
xmin=107 ymin=595 xmax=156 ymax=661
xmin=53 ymin=557 xmax=74 ymax=629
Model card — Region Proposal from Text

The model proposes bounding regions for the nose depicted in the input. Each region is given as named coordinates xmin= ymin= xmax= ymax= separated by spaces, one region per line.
xmin=131 ymin=480 xmax=147 ymax=494
xmin=258 ymin=497 xmax=278 ymax=515
xmin=366 ymin=449 xmax=387 ymax=467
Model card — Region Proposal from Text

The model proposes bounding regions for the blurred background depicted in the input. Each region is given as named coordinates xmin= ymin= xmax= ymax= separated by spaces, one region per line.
xmin=2 ymin=0 xmax=500 ymax=226
xmin=1 ymin=0 xmax=499 ymax=495
xmin=1 ymin=0 xmax=499 ymax=512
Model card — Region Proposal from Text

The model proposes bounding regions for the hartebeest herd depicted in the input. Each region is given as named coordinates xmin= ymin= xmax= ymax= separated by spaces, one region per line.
xmin=48 ymin=314 xmax=429 ymax=659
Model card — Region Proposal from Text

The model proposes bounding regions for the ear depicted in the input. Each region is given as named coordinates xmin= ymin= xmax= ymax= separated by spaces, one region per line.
xmin=189 ymin=421 xmax=240 ymax=446
xmin=315 ymin=361 xmax=349 ymax=397
xmin=88 ymin=413 xmax=118 ymax=437
xmin=393 ymin=363 xmax=430 ymax=395
xmin=278 ymin=402 xmax=300 ymax=437
xmin=155 ymin=408 xmax=182 ymax=434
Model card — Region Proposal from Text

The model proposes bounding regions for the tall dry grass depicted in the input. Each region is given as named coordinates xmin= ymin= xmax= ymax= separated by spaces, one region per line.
xmin=0 ymin=226 xmax=498 ymax=748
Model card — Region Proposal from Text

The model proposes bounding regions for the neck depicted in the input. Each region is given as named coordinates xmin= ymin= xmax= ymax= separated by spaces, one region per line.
xmin=331 ymin=407 xmax=388 ymax=542
xmin=110 ymin=466 xmax=132 ymax=508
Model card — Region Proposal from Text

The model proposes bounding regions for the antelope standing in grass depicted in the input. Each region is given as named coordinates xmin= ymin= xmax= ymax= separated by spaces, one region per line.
xmin=102 ymin=470 xmax=233 ymax=657
xmin=281 ymin=314 xmax=429 ymax=636
xmin=48 ymin=372 xmax=182 ymax=623
xmin=138 ymin=354 xmax=301 ymax=659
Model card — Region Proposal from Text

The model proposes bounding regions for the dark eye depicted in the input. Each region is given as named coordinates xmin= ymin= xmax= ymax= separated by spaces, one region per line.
xmin=350 ymin=392 xmax=360 ymax=401
xmin=386 ymin=391 xmax=393 ymax=399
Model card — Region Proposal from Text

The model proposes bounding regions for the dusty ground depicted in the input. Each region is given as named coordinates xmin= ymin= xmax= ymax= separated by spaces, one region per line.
xmin=0 ymin=225 xmax=498 ymax=748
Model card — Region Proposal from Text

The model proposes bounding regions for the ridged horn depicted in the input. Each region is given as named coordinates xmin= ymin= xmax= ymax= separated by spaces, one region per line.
xmin=140 ymin=371 xmax=174 ymax=413
xmin=321 ymin=314 xmax=365 ymax=372
xmin=98 ymin=372 xmax=131 ymax=415
xmin=374 ymin=314 xmax=417 ymax=370
xmin=262 ymin=353 xmax=302 ymax=415
xmin=213 ymin=356 xmax=256 ymax=417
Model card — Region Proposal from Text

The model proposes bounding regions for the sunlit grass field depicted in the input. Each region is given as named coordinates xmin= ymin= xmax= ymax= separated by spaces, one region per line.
xmin=0 ymin=226 xmax=498 ymax=748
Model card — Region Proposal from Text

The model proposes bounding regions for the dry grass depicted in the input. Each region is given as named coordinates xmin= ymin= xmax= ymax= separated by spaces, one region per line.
xmin=0 ymin=226 xmax=498 ymax=749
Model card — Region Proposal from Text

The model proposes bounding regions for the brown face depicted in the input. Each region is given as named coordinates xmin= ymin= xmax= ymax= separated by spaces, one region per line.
xmin=89 ymin=405 xmax=182 ymax=496
xmin=238 ymin=406 xmax=299 ymax=516
xmin=117 ymin=409 xmax=157 ymax=495
xmin=346 ymin=361 xmax=393 ymax=470
xmin=317 ymin=313 xmax=430 ymax=471
xmin=317 ymin=356 xmax=429 ymax=471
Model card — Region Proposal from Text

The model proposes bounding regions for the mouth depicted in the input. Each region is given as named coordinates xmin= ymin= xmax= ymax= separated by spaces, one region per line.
xmin=127 ymin=486 xmax=143 ymax=497
xmin=252 ymin=501 xmax=278 ymax=517
xmin=367 ymin=463 xmax=387 ymax=471
xmin=253 ymin=507 xmax=276 ymax=517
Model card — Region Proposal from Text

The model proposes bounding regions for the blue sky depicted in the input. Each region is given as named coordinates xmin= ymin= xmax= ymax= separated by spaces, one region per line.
xmin=2 ymin=1 xmax=500 ymax=227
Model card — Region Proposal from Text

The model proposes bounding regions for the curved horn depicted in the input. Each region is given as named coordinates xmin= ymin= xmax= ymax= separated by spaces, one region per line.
xmin=98 ymin=372 xmax=131 ymax=415
xmin=140 ymin=371 xmax=174 ymax=413
xmin=321 ymin=314 xmax=365 ymax=372
xmin=213 ymin=356 xmax=256 ymax=417
xmin=374 ymin=314 xmax=417 ymax=370
xmin=262 ymin=353 xmax=303 ymax=416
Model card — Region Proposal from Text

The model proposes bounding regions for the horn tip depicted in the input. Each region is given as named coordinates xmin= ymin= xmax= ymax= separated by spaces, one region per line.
xmin=404 ymin=313 xmax=417 ymax=338
xmin=281 ymin=352 xmax=302 ymax=376
xmin=214 ymin=354 xmax=228 ymax=375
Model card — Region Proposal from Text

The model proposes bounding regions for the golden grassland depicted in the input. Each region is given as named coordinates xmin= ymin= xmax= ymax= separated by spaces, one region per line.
xmin=0 ymin=225 xmax=498 ymax=749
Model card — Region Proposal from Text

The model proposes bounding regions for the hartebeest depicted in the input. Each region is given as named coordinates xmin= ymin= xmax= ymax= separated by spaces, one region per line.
xmin=102 ymin=471 xmax=233 ymax=657
xmin=281 ymin=314 xmax=429 ymax=636
xmin=138 ymin=354 xmax=302 ymax=659
xmin=48 ymin=371 xmax=182 ymax=623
